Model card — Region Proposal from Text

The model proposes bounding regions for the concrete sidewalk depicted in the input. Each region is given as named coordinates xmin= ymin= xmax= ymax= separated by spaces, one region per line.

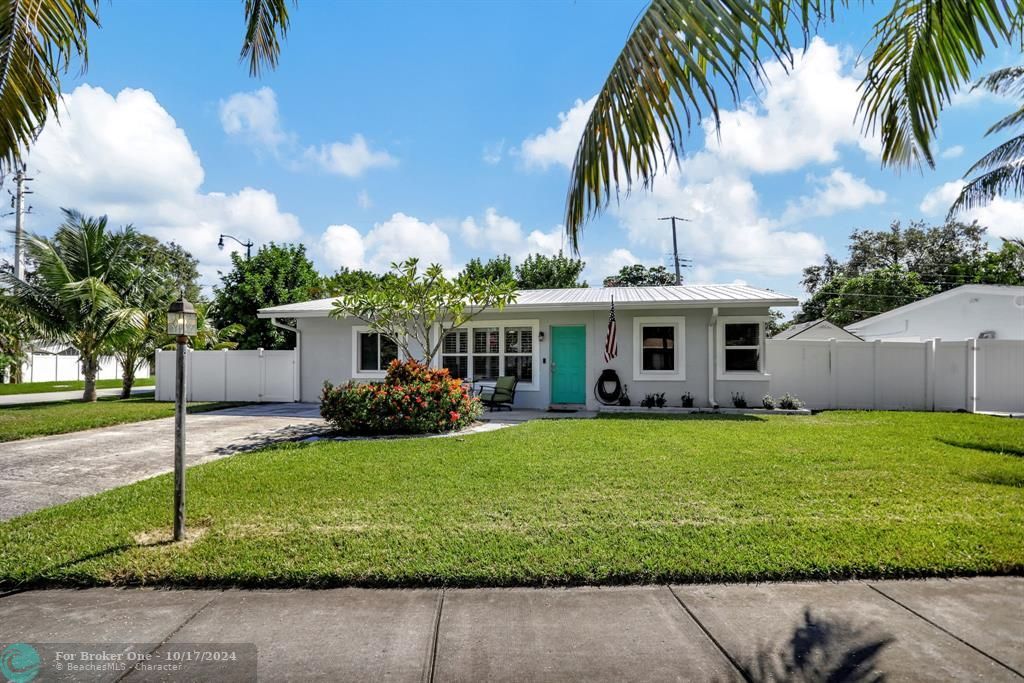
xmin=0 ymin=385 xmax=153 ymax=406
xmin=0 ymin=577 xmax=1020 ymax=681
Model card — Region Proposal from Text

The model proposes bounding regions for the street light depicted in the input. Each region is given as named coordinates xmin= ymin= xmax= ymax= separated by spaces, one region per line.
xmin=218 ymin=233 xmax=254 ymax=260
xmin=166 ymin=295 xmax=197 ymax=542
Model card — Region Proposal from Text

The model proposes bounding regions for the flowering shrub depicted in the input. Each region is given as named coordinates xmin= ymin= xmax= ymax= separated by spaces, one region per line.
xmin=320 ymin=359 xmax=482 ymax=436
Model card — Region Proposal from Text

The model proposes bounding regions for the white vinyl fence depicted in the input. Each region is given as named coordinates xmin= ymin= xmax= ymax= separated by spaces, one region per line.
xmin=767 ymin=338 xmax=1024 ymax=414
xmin=155 ymin=348 xmax=298 ymax=403
xmin=19 ymin=353 xmax=150 ymax=383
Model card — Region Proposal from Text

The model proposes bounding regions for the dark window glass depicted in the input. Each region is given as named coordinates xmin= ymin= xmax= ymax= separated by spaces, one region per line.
xmin=380 ymin=336 xmax=398 ymax=368
xmin=724 ymin=323 xmax=760 ymax=347
xmin=359 ymin=333 xmax=378 ymax=372
xmin=504 ymin=356 xmax=533 ymax=383
xmin=442 ymin=356 xmax=469 ymax=379
xmin=725 ymin=348 xmax=760 ymax=372
xmin=641 ymin=325 xmax=675 ymax=371
xmin=474 ymin=355 xmax=500 ymax=380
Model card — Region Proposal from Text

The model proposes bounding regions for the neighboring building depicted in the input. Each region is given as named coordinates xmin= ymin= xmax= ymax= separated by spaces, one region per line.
xmin=772 ymin=319 xmax=862 ymax=342
xmin=846 ymin=285 xmax=1024 ymax=342
xmin=258 ymin=285 xmax=799 ymax=410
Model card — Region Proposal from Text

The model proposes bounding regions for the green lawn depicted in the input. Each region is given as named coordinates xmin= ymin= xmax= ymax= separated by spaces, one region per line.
xmin=0 ymin=396 xmax=242 ymax=442
xmin=0 ymin=377 xmax=155 ymax=396
xmin=0 ymin=411 xmax=1021 ymax=588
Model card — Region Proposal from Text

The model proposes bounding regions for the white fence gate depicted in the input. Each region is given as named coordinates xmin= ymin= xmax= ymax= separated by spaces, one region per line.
xmin=154 ymin=348 xmax=298 ymax=403
xmin=767 ymin=338 xmax=1024 ymax=414
xmin=19 ymin=353 xmax=150 ymax=383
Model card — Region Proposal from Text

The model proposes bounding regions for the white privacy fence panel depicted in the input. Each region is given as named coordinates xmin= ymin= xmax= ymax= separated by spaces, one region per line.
xmin=20 ymin=354 xmax=150 ymax=383
xmin=767 ymin=338 xmax=1024 ymax=414
xmin=155 ymin=348 xmax=297 ymax=403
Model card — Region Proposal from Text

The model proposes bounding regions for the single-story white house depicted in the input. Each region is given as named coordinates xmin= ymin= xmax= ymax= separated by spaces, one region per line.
xmin=846 ymin=284 xmax=1024 ymax=342
xmin=771 ymin=318 xmax=862 ymax=342
xmin=257 ymin=285 xmax=799 ymax=410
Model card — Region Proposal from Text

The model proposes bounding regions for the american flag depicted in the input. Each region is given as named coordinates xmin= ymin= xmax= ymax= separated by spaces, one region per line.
xmin=604 ymin=296 xmax=618 ymax=363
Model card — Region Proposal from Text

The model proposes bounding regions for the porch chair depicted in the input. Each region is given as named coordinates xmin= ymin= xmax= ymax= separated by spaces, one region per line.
xmin=478 ymin=375 xmax=518 ymax=411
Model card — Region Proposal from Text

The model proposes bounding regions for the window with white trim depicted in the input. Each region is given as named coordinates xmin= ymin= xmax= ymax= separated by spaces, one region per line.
xmin=632 ymin=317 xmax=685 ymax=381
xmin=439 ymin=321 xmax=538 ymax=388
xmin=716 ymin=317 xmax=768 ymax=379
xmin=352 ymin=328 xmax=398 ymax=377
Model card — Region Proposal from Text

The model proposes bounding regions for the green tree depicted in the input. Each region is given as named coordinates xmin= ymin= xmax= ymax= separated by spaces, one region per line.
xmin=515 ymin=252 xmax=587 ymax=289
xmin=136 ymin=235 xmax=202 ymax=303
xmin=603 ymin=264 xmax=677 ymax=287
xmin=821 ymin=268 xmax=932 ymax=327
xmin=459 ymin=255 xmax=515 ymax=286
xmin=211 ymin=243 xmax=321 ymax=350
xmin=331 ymin=258 xmax=518 ymax=365
xmin=563 ymin=1 xmax=1024 ymax=245
xmin=0 ymin=210 xmax=147 ymax=401
xmin=0 ymin=0 xmax=290 ymax=171
xmin=319 ymin=268 xmax=383 ymax=297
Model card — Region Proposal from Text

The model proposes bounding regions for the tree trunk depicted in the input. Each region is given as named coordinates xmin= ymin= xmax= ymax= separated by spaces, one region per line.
xmin=120 ymin=353 xmax=137 ymax=399
xmin=82 ymin=355 xmax=98 ymax=402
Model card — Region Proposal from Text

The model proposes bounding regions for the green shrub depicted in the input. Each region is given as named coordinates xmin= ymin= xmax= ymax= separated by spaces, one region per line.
xmin=320 ymin=359 xmax=482 ymax=436
xmin=778 ymin=392 xmax=805 ymax=410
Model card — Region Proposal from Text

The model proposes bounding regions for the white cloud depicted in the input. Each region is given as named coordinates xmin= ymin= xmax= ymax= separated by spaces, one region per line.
xmin=920 ymin=179 xmax=1024 ymax=239
xmin=940 ymin=145 xmax=965 ymax=160
xmin=357 ymin=190 xmax=372 ymax=209
xmin=304 ymin=134 xmax=397 ymax=178
xmin=613 ymin=165 xmax=827 ymax=276
xmin=920 ymin=180 xmax=965 ymax=215
xmin=318 ymin=212 xmax=453 ymax=272
xmin=705 ymin=38 xmax=879 ymax=173
xmin=519 ymin=96 xmax=596 ymax=169
xmin=458 ymin=207 xmax=565 ymax=260
xmin=28 ymin=85 xmax=302 ymax=282
xmin=219 ymin=87 xmax=289 ymax=152
xmin=482 ymin=139 xmax=505 ymax=165
xmin=782 ymin=168 xmax=885 ymax=222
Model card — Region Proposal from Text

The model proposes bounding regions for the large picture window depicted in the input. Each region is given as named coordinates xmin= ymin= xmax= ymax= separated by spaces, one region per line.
xmin=439 ymin=321 xmax=538 ymax=389
xmin=632 ymin=317 xmax=685 ymax=381
xmin=352 ymin=327 xmax=398 ymax=377
xmin=716 ymin=317 xmax=768 ymax=379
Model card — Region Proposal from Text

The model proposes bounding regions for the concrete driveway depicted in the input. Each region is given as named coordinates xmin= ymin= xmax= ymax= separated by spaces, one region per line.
xmin=0 ymin=403 xmax=325 ymax=520
xmin=0 ymin=385 xmax=153 ymax=406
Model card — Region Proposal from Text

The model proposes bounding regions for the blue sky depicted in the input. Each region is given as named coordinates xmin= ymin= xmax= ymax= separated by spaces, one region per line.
xmin=2 ymin=1 xmax=1021 ymax=301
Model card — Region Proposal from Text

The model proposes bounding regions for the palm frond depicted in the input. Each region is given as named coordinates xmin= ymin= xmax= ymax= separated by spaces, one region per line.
xmin=563 ymin=0 xmax=835 ymax=248
xmin=963 ymin=132 xmax=1024 ymax=175
xmin=858 ymin=0 xmax=1019 ymax=170
xmin=241 ymin=0 xmax=291 ymax=77
xmin=0 ymin=0 xmax=98 ymax=171
xmin=951 ymin=160 xmax=1024 ymax=214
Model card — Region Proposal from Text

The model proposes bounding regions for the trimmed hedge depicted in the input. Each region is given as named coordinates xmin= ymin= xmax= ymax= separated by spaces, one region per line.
xmin=320 ymin=359 xmax=482 ymax=436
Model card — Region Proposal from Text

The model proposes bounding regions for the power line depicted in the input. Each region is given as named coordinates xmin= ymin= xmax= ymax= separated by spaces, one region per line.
xmin=658 ymin=215 xmax=691 ymax=285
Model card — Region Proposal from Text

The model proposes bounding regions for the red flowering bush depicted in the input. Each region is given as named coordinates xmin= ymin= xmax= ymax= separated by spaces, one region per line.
xmin=320 ymin=359 xmax=482 ymax=436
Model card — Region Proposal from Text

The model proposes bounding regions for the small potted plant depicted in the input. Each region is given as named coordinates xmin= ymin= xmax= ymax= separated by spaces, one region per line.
xmin=654 ymin=392 xmax=667 ymax=408
xmin=680 ymin=392 xmax=694 ymax=408
xmin=640 ymin=393 xmax=656 ymax=408
xmin=778 ymin=393 xmax=804 ymax=410
xmin=731 ymin=392 xmax=747 ymax=408
xmin=618 ymin=384 xmax=631 ymax=406
xmin=761 ymin=394 xmax=776 ymax=410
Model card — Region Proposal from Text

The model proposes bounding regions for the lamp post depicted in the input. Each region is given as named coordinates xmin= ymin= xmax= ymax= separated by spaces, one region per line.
xmin=166 ymin=295 xmax=197 ymax=541
xmin=218 ymin=233 xmax=254 ymax=260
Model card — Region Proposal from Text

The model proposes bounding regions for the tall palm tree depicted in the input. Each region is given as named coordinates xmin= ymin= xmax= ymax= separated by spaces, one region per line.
xmin=950 ymin=66 xmax=1024 ymax=216
xmin=0 ymin=209 xmax=147 ymax=401
xmin=0 ymin=0 xmax=290 ymax=171
xmin=564 ymin=0 xmax=1024 ymax=246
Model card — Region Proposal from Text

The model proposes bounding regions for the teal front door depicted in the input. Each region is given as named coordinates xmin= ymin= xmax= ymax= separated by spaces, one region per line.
xmin=550 ymin=325 xmax=586 ymax=404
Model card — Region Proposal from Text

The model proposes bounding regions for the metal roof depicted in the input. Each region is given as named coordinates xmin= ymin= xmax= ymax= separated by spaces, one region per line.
xmin=258 ymin=284 xmax=798 ymax=318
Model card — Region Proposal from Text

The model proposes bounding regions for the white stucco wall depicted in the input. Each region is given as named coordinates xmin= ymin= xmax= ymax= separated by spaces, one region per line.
xmin=295 ymin=304 xmax=777 ymax=409
xmin=847 ymin=287 xmax=1024 ymax=342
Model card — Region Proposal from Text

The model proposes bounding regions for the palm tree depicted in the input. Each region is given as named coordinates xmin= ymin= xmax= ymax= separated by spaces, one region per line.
xmin=950 ymin=66 xmax=1024 ymax=217
xmin=0 ymin=0 xmax=290 ymax=170
xmin=564 ymin=0 xmax=1024 ymax=246
xmin=0 ymin=209 xmax=147 ymax=401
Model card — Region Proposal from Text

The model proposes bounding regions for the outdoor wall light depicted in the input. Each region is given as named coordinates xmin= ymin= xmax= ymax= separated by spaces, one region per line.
xmin=166 ymin=296 xmax=198 ymax=339
xmin=539 ymin=330 xmax=545 ymax=342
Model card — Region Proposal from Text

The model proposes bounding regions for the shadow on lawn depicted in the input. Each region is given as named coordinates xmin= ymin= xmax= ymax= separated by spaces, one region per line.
xmin=938 ymin=439 xmax=1024 ymax=458
xmin=736 ymin=609 xmax=893 ymax=683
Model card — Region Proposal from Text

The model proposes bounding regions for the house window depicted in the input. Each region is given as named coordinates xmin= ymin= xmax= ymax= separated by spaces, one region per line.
xmin=441 ymin=329 xmax=469 ymax=379
xmin=716 ymin=317 xmax=768 ymax=379
xmin=353 ymin=329 xmax=398 ymax=376
xmin=437 ymin=320 xmax=540 ymax=390
xmin=632 ymin=317 xmax=685 ymax=381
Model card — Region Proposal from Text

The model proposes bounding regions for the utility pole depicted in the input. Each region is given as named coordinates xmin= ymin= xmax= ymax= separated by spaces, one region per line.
xmin=658 ymin=215 xmax=691 ymax=285
xmin=12 ymin=164 xmax=31 ymax=281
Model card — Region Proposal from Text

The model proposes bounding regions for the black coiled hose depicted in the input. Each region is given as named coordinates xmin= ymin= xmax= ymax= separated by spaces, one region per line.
xmin=594 ymin=368 xmax=623 ymax=405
